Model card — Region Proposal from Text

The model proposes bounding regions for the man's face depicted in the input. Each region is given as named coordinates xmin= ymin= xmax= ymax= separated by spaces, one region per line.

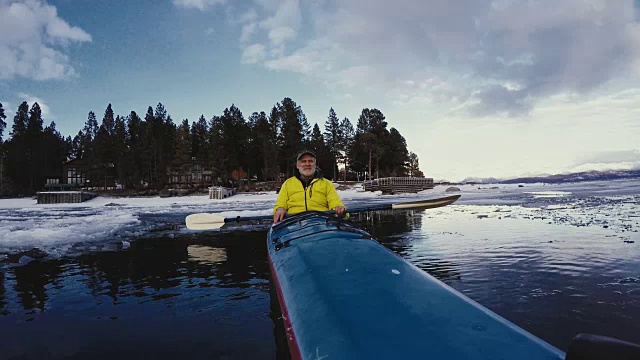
xmin=296 ymin=154 xmax=316 ymax=177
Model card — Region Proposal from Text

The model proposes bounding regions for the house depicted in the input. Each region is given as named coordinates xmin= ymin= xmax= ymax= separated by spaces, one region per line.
xmin=167 ymin=158 xmax=213 ymax=188
xmin=63 ymin=159 xmax=87 ymax=186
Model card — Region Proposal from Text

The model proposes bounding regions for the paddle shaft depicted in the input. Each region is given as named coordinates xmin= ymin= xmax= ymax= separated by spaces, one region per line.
xmin=223 ymin=195 xmax=459 ymax=224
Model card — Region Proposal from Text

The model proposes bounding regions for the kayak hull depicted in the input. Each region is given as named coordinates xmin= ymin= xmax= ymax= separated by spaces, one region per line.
xmin=267 ymin=211 xmax=565 ymax=360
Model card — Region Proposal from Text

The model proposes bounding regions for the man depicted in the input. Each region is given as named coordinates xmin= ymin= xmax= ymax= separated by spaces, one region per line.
xmin=273 ymin=150 xmax=347 ymax=223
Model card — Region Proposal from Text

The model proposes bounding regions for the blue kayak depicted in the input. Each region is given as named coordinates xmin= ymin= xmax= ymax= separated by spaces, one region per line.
xmin=267 ymin=211 xmax=566 ymax=360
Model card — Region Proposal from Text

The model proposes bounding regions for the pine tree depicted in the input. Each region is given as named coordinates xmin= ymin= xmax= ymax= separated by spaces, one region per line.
xmin=142 ymin=106 xmax=156 ymax=186
xmin=172 ymin=119 xmax=192 ymax=183
xmin=0 ymin=102 xmax=9 ymax=193
xmin=42 ymin=121 xmax=69 ymax=185
xmin=11 ymin=101 xmax=29 ymax=138
xmin=94 ymin=104 xmax=119 ymax=189
xmin=265 ymin=106 xmax=281 ymax=181
xmin=408 ymin=152 xmax=422 ymax=177
xmin=83 ymin=111 xmax=98 ymax=141
xmin=80 ymin=111 xmax=99 ymax=186
xmin=190 ymin=115 xmax=209 ymax=163
xmin=212 ymin=104 xmax=249 ymax=182
xmin=0 ymin=102 xmax=6 ymax=145
xmin=208 ymin=115 xmax=224 ymax=182
xmin=323 ymin=108 xmax=341 ymax=179
xmin=126 ymin=111 xmax=144 ymax=188
xmin=385 ymin=128 xmax=410 ymax=176
xmin=310 ymin=123 xmax=332 ymax=178
xmin=71 ymin=131 xmax=84 ymax=160
xmin=102 ymin=104 xmax=115 ymax=135
xmin=278 ymin=97 xmax=307 ymax=176
xmin=339 ymin=117 xmax=354 ymax=181
xmin=113 ymin=115 xmax=127 ymax=186
xmin=5 ymin=102 xmax=30 ymax=192
xmin=26 ymin=103 xmax=45 ymax=190
xmin=348 ymin=109 xmax=388 ymax=179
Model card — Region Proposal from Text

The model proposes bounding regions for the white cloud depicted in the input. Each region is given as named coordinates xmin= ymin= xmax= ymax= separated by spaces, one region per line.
xmin=173 ymin=0 xmax=225 ymax=10
xmin=1 ymin=101 xmax=12 ymax=113
xmin=268 ymin=26 xmax=296 ymax=46
xmin=17 ymin=92 xmax=53 ymax=120
xmin=259 ymin=0 xmax=301 ymax=34
xmin=229 ymin=0 xmax=640 ymax=117
xmin=574 ymin=149 xmax=640 ymax=166
xmin=264 ymin=51 xmax=321 ymax=75
xmin=241 ymin=44 xmax=266 ymax=64
xmin=240 ymin=22 xmax=257 ymax=43
xmin=239 ymin=8 xmax=258 ymax=23
xmin=217 ymin=1 xmax=640 ymax=180
xmin=235 ymin=0 xmax=301 ymax=66
xmin=0 ymin=0 xmax=91 ymax=80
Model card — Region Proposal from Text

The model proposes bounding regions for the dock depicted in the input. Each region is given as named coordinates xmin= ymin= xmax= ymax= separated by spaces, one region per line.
xmin=37 ymin=190 xmax=97 ymax=204
xmin=209 ymin=186 xmax=237 ymax=199
xmin=363 ymin=177 xmax=434 ymax=194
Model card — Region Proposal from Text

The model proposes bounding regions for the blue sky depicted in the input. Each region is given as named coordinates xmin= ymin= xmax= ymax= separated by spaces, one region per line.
xmin=1 ymin=0 xmax=640 ymax=182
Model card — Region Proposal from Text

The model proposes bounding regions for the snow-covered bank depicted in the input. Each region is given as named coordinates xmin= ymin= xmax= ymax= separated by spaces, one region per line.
xmin=0 ymin=179 xmax=637 ymax=257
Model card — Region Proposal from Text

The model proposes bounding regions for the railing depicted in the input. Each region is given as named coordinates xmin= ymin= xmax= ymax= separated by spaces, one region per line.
xmin=37 ymin=190 xmax=97 ymax=204
xmin=363 ymin=177 xmax=434 ymax=194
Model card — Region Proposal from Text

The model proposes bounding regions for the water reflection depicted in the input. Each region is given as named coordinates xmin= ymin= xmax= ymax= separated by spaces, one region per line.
xmin=187 ymin=245 xmax=227 ymax=264
xmin=350 ymin=210 xmax=462 ymax=281
xmin=0 ymin=271 xmax=6 ymax=315
xmin=351 ymin=209 xmax=422 ymax=241
xmin=0 ymin=231 xmax=274 ymax=313
xmin=12 ymin=260 xmax=63 ymax=312
xmin=0 ymin=230 xmax=276 ymax=359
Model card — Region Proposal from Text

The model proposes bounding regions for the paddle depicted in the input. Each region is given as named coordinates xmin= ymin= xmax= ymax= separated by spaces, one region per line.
xmin=185 ymin=194 xmax=461 ymax=230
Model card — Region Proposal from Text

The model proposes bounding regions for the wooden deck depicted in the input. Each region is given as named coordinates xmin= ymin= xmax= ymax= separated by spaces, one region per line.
xmin=208 ymin=186 xmax=237 ymax=199
xmin=363 ymin=177 xmax=434 ymax=194
xmin=37 ymin=190 xmax=97 ymax=204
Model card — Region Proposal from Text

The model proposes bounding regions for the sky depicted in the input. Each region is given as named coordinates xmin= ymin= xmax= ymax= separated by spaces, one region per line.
xmin=1 ymin=0 xmax=640 ymax=182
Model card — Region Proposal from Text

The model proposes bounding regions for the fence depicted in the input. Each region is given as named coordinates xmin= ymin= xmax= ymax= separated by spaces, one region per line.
xmin=209 ymin=186 xmax=237 ymax=200
xmin=363 ymin=177 xmax=434 ymax=194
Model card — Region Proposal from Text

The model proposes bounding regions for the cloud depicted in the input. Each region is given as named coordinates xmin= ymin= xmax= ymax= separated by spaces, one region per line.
xmin=230 ymin=0 xmax=640 ymax=116
xmin=0 ymin=100 xmax=11 ymax=110
xmin=17 ymin=92 xmax=53 ymax=120
xmin=235 ymin=0 xmax=301 ymax=63
xmin=240 ymin=22 xmax=257 ymax=43
xmin=574 ymin=149 xmax=640 ymax=167
xmin=173 ymin=0 xmax=225 ymax=10
xmin=241 ymin=44 xmax=266 ymax=64
xmin=0 ymin=0 xmax=92 ymax=80
xmin=259 ymin=0 xmax=301 ymax=35
xmin=268 ymin=26 xmax=296 ymax=46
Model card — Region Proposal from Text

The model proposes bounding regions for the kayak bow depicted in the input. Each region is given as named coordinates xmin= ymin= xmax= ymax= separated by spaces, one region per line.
xmin=267 ymin=211 xmax=566 ymax=360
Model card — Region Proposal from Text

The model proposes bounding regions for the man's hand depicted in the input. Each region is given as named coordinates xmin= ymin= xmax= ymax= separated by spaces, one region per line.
xmin=334 ymin=206 xmax=347 ymax=216
xmin=274 ymin=207 xmax=287 ymax=223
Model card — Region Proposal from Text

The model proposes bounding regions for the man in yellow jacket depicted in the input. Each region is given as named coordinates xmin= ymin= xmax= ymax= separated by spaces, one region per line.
xmin=273 ymin=150 xmax=347 ymax=223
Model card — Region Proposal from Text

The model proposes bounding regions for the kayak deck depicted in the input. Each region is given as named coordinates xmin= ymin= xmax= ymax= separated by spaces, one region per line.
xmin=268 ymin=212 xmax=565 ymax=360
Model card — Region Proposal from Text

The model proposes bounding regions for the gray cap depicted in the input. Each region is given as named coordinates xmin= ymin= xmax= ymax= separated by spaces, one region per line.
xmin=296 ymin=150 xmax=316 ymax=161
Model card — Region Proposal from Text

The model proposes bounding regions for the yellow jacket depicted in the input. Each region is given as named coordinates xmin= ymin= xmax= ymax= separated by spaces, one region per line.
xmin=273 ymin=175 xmax=344 ymax=215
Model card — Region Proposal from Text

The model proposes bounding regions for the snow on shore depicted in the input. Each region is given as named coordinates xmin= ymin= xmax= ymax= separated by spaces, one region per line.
xmin=0 ymin=179 xmax=637 ymax=257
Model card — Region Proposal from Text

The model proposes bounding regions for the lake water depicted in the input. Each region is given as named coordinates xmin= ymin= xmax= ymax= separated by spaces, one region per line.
xmin=0 ymin=180 xmax=639 ymax=359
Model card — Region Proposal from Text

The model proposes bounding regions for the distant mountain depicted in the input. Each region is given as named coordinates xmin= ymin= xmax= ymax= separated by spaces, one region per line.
xmin=462 ymin=169 xmax=640 ymax=184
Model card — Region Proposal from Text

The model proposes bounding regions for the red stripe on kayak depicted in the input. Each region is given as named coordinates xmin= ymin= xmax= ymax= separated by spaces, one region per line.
xmin=269 ymin=254 xmax=303 ymax=360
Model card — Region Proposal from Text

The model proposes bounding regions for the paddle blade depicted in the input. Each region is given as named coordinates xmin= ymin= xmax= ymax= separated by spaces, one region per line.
xmin=186 ymin=213 xmax=226 ymax=230
xmin=390 ymin=194 xmax=460 ymax=210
